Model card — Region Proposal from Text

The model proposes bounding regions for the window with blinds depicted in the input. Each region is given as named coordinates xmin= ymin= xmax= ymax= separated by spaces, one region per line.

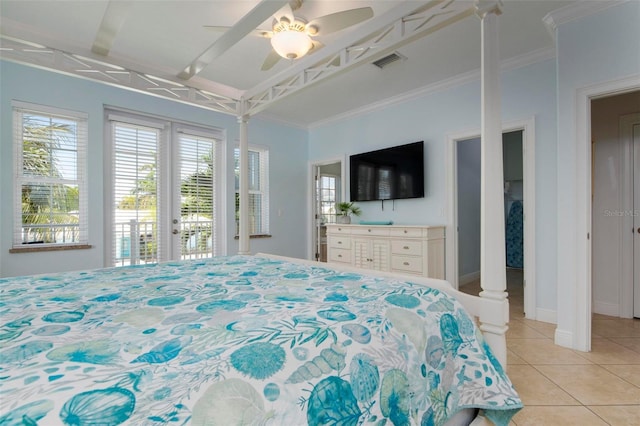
xmin=111 ymin=120 xmax=161 ymax=266
xmin=234 ymin=146 xmax=269 ymax=236
xmin=178 ymin=131 xmax=217 ymax=260
xmin=13 ymin=102 xmax=88 ymax=248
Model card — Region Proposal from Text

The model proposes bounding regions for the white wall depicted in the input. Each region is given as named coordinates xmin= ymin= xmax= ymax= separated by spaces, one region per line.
xmin=0 ymin=60 xmax=308 ymax=277
xmin=591 ymin=91 xmax=640 ymax=316
xmin=555 ymin=0 xmax=640 ymax=347
xmin=309 ymin=58 xmax=559 ymax=315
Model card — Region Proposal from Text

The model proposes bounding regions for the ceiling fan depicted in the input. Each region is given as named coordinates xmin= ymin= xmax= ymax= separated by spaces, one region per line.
xmin=206 ymin=0 xmax=374 ymax=71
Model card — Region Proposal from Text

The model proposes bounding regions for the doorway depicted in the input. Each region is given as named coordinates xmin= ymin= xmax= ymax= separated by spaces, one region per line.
xmin=456 ymin=131 xmax=526 ymax=317
xmin=105 ymin=110 xmax=225 ymax=266
xmin=310 ymin=159 xmax=344 ymax=262
xmin=447 ymin=118 xmax=536 ymax=320
xmin=591 ymin=91 xmax=640 ymax=319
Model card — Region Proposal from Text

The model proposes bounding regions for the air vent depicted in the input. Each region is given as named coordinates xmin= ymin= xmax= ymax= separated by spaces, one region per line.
xmin=372 ymin=52 xmax=406 ymax=69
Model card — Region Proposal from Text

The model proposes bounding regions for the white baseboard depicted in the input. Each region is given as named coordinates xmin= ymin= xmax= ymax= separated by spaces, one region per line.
xmin=535 ymin=308 xmax=557 ymax=324
xmin=459 ymin=271 xmax=481 ymax=286
xmin=593 ymin=300 xmax=619 ymax=317
xmin=554 ymin=328 xmax=573 ymax=349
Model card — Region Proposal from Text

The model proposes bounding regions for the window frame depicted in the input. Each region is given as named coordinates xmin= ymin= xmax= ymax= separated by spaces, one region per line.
xmin=12 ymin=101 xmax=89 ymax=251
xmin=234 ymin=144 xmax=270 ymax=237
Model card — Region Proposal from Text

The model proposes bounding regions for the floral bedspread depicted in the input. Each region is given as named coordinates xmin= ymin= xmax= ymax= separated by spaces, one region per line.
xmin=0 ymin=255 xmax=522 ymax=425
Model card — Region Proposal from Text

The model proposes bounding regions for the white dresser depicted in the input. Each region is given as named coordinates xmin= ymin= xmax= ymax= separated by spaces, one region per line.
xmin=325 ymin=224 xmax=445 ymax=279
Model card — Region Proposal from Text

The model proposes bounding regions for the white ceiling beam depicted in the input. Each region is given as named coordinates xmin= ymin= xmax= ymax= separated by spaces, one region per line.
xmin=92 ymin=1 xmax=134 ymax=56
xmin=177 ymin=0 xmax=289 ymax=80
xmin=243 ymin=1 xmax=440 ymax=100
xmin=0 ymin=35 xmax=240 ymax=116
xmin=244 ymin=0 xmax=475 ymax=116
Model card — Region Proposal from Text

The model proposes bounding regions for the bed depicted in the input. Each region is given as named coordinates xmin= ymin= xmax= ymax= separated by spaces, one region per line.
xmin=0 ymin=254 xmax=521 ymax=425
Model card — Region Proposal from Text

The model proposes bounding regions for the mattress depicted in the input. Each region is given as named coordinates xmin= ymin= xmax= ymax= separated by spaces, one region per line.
xmin=0 ymin=255 xmax=522 ymax=425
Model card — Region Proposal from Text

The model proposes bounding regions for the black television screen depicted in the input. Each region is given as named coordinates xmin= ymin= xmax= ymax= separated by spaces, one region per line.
xmin=350 ymin=141 xmax=424 ymax=202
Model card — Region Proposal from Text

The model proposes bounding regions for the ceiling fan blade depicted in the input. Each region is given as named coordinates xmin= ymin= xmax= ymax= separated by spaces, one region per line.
xmin=274 ymin=2 xmax=294 ymax=23
xmin=261 ymin=49 xmax=282 ymax=71
xmin=309 ymin=40 xmax=324 ymax=54
xmin=307 ymin=7 xmax=373 ymax=35
xmin=203 ymin=26 xmax=272 ymax=38
xmin=178 ymin=0 xmax=288 ymax=80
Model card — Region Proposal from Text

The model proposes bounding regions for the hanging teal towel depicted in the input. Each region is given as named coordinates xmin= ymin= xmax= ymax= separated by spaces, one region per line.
xmin=359 ymin=220 xmax=393 ymax=225
xmin=506 ymin=200 xmax=524 ymax=268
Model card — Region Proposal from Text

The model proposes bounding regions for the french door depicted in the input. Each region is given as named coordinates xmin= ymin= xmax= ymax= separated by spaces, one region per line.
xmin=106 ymin=111 xmax=224 ymax=266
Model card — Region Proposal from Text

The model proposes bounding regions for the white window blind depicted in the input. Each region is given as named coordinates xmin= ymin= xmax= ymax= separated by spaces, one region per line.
xmin=234 ymin=146 xmax=269 ymax=235
xmin=178 ymin=131 xmax=217 ymax=259
xmin=111 ymin=121 xmax=161 ymax=266
xmin=13 ymin=102 xmax=88 ymax=247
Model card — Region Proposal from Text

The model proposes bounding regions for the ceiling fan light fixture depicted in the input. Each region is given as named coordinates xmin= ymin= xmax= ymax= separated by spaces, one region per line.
xmin=270 ymin=28 xmax=312 ymax=60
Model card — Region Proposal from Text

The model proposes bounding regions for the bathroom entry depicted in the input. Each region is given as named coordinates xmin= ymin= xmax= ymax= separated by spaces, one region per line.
xmin=456 ymin=130 xmax=526 ymax=316
xmin=311 ymin=160 xmax=343 ymax=262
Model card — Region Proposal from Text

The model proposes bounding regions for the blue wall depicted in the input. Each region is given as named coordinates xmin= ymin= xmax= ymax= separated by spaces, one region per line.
xmin=0 ymin=60 xmax=308 ymax=277
xmin=309 ymin=58 xmax=559 ymax=313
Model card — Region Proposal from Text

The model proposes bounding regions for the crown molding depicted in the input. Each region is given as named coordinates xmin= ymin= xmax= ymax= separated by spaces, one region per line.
xmin=309 ymin=46 xmax=556 ymax=130
xmin=543 ymin=0 xmax=629 ymax=40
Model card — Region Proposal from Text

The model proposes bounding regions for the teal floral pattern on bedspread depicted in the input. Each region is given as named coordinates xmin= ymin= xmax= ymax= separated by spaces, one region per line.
xmin=0 ymin=255 xmax=522 ymax=425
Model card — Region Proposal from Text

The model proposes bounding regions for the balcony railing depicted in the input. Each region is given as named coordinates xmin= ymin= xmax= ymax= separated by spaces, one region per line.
xmin=20 ymin=223 xmax=80 ymax=245
xmin=113 ymin=219 xmax=214 ymax=266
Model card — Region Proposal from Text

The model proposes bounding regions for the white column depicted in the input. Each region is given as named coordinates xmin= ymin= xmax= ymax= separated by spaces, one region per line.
xmin=476 ymin=0 xmax=508 ymax=366
xmin=238 ymin=114 xmax=250 ymax=255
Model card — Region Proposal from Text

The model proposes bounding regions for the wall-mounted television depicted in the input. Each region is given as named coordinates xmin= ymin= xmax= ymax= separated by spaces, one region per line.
xmin=350 ymin=141 xmax=424 ymax=202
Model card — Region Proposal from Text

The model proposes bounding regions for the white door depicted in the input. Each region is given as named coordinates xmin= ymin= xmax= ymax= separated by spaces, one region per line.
xmin=310 ymin=161 xmax=342 ymax=262
xmin=314 ymin=165 xmax=323 ymax=261
xmin=634 ymin=123 xmax=640 ymax=318
xmin=107 ymin=113 xmax=223 ymax=266
xmin=171 ymin=127 xmax=221 ymax=261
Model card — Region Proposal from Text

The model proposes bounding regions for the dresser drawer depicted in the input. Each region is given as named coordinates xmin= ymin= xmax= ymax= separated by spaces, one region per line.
xmin=326 ymin=225 xmax=351 ymax=235
xmin=328 ymin=235 xmax=351 ymax=249
xmin=389 ymin=227 xmax=423 ymax=238
xmin=329 ymin=248 xmax=351 ymax=264
xmin=351 ymin=227 xmax=390 ymax=237
xmin=391 ymin=255 xmax=423 ymax=274
xmin=391 ymin=240 xmax=422 ymax=256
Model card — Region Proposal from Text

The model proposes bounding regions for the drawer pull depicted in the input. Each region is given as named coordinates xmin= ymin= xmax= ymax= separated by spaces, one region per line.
xmin=403 ymin=261 xmax=410 ymax=266
xmin=338 ymin=254 xmax=342 ymax=258
xmin=368 ymin=229 xmax=371 ymax=232
xmin=403 ymin=246 xmax=409 ymax=250
xmin=404 ymin=230 xmax=408 ymax=233
xmin=338 ymin=241 xmax=342 ymax=244
xmin=338 ymin=228 xmax=342 ymax=231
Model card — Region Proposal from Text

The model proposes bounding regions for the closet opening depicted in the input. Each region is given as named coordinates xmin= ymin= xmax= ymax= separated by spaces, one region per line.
xmin=591 ymin=90 xmax=640 ymax=320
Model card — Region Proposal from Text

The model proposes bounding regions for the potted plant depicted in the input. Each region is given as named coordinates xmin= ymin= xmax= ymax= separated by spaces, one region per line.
xmin=336 ymin=201 xmax=361 ymax=224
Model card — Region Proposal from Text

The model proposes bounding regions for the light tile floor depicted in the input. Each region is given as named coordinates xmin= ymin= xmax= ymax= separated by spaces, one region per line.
xmin=460 ymin=269 xmax=640 ymax=425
